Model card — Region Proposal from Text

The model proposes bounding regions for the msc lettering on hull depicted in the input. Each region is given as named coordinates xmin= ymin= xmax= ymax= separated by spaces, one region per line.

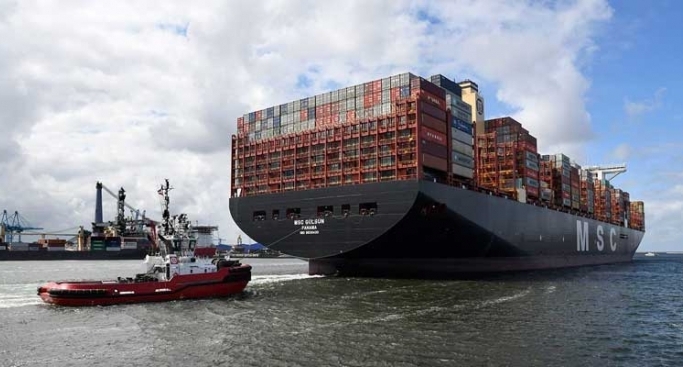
xmin=576 ymin=220 xmax=618 ymax=252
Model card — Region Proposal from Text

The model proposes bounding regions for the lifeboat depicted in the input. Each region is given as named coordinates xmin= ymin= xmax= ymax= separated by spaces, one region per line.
xmin=37 ymin=254 xmax=251 ymax=307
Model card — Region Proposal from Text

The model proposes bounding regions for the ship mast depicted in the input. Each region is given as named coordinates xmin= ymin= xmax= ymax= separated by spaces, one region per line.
xmin=160 ymin=179 xmax=173 ymax=237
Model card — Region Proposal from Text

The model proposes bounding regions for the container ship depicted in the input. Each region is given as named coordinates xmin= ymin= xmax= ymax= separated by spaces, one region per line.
xmin=228 ymin=73 xmax=646 ymax=277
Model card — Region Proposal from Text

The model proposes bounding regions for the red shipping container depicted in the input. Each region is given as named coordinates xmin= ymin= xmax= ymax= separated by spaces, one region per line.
xmin=331 ymin=102 xmax=339 ymax=114
xmin=373 ymin=80 xmax=382 ymax=91
xmin=418 ymin=90 xmax=446 ymax=110
xmin=421 ymin=113 xmax=447 ymax=134
xmin=422 ymin=154 xmax=448 ymax=171
xmin=256 ymin=110 xmax=262 ymax=120
xmin=421 ymin=140 xmax=448 ymax=158
xmin=421 ymin=126 xmax=447 ymax=146
xmin=420 ymin=101 xmax=447 ymax=121
xmin=316 ymin=106 xmax=324 ymax=118
xmin=391 ymin=87 xmax=401 ymax=102
xmin=300 ymin=110 xmax=308 ymax=121
xmin=527 ymin=186 xmax=539 ymax=197
xmin=346 ymin=111 xmax=356 ymax=123
xmin=364 ymin=96 xmax=373 ymax=109
xmin=562 ymin=191 xmax=571 ymax=199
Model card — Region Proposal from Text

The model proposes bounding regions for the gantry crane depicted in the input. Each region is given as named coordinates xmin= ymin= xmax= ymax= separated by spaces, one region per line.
xmin=583 ymin=163 xmax=627 ymax=184
xmin=0 ymin=210 xmax=44 ymax=243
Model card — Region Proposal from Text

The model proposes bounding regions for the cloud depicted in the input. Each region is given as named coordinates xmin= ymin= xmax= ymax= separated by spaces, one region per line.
xmin=610 ymin=143 xmax=631 ymax=161
xmin=0 ymin=0 xmax=614 ymax=244
xmin=624 ymin=87 xmax=666 ymax=119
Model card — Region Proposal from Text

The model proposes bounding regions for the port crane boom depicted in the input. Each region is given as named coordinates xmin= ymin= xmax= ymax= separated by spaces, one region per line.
xmin=584 ymin=163 xmax=627 ymax=183
xmin=1 ymin=210 xmax=44 ymax=243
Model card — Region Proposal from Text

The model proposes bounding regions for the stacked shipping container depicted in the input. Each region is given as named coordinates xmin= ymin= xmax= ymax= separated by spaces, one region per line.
xmin=232 ymin=73 xmax=477 ymax=197
xmin=475 ymin=117 xmax=539 ymax=199
xmin=630 ymin=201 xmax=645 ymax=230
xmin=594 ymin=179 xmax=612 ymax=223
xmin=429 ymin=75 xmax=475 ymax=180
xmin=580 ymin=169 xmax=595 ymax=213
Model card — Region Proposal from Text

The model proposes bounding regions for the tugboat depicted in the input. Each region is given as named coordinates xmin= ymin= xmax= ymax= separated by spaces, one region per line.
xmin=37 ymin=180 xmax=251 ymax=307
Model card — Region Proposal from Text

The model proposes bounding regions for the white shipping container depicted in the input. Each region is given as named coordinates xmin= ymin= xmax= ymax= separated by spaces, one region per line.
xmin=452 ymin=150 xmax=474 ymax=168
xmin=346 ymin=87 xmax=355 ymax=99
xmin=453 ymin=109 xmax=471 ymax=122
xmin=452 ymin=164 xmax=474 ymax=179
xmin=373 ymin=105 xmax=382 ymax=117
xmin=382 ymin=90 xmax=390 ymax=103
xmin=346 ymin=99 xmax=355 ymax=110
xmin=381 ymin=103 xmax=391 ymax=115
xmin=452 ymin=139 xmax=474 ymax=157
xmin=122 ymin=242 xmax=137 ymax=250
xmin=451 ymin=128 xmax=473 ymax=145
xmin=391 ymin=75 xmax=401 ymax=88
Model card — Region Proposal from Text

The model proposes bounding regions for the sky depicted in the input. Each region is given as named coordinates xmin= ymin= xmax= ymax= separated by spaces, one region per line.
xmin=0 ymin=0 xmax=680 ymax=251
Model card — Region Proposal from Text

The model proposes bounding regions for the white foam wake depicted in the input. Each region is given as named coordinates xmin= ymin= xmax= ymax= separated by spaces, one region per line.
xmin=477 ymin=288 xmax=532 ymax=308
xmin=0 ymin=284 xmax=42 ymax=308
xmin=249 ymin=273 xmax=324 ymax=286
xmin=0 ymin=294 xmax=41 ymax=309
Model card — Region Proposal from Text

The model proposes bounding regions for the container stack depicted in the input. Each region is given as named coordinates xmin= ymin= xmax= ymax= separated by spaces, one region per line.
xmin=609 ymin=189 xmax=630 ymax=226
xmin=233 ymin=73 xmax=463 ymax=196
xmin=570 ymin=163 xmax=581 ymax=210
xmin=105 ymin=237 xmax=122 ymax=252
xmin=121 ymin=238 xmax=138 ymax=250
xmin=236 ymin=73 xmax=415 ymax=142
xmin=475 ymin=117 xmax=539 ymax=198
xmin=630 ymin=201 xmax=645 ymax=230
xmin=580 ymin=169 xmax=595 ymax=214
xmin=28 ymin=242 xmax=42 ymax=251
xmin=91 ymin=236 xmax=105 ymax=251
xmin=539 ymin=159 xmax=554 ymax=202
xmin=540 ymin=154 xmax=572 ymax=208
xmin=594 ymin=179 xmax=612 ymax=222
xmin=39 ymin=239 xmax=67 ymax=252
xmin=9 ymin=242 xmax=29 ymax=251
xmin=415 ymin=77 xmax=449 ymax=175
xmin=429 ymin=74 xmax=474 ymax=180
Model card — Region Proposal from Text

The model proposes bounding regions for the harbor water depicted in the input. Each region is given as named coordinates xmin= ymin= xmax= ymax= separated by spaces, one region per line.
xmin=1 ymin=255 xmax=682 ymax=366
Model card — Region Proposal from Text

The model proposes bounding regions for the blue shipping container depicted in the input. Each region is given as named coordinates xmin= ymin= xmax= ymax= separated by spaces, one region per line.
xmin=266 ymin=107 xmax=274 ymax=118
xmin=400 ymin=86 xmax=410 ymax=98
xmin=274 ymin=116 xmax=281 ymax=126
xmin=452 ymin=117 xmax=473 ymax=135
xmin=301 ymin=98 xmax=308 ymax=109
xmin=308 ymin=107 xmax=316 ymax=118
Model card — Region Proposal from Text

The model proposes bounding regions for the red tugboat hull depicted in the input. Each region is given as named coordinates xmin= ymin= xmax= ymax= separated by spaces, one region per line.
xmin=37 ymin=264 xmax=251 ymax=307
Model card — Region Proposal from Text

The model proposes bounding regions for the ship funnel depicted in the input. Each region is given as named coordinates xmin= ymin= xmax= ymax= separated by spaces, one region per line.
xmin=95 ymin=181 xmax=103 ymax=224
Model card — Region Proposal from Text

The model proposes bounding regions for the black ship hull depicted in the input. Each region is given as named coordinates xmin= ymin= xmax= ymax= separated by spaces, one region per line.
xmin=0 ymin=249 xmax=149 ymax=261
xmin=229 ymin=180 xmax=644 ymax=277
